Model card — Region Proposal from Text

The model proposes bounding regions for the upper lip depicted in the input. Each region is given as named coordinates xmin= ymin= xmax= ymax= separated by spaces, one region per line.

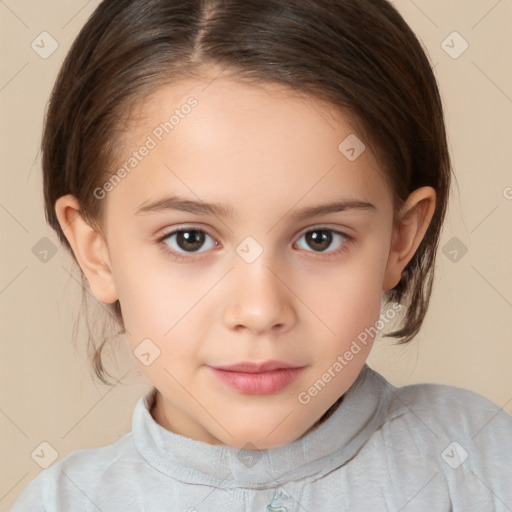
xmin=210 ymin=360 xmax=304 ymax=373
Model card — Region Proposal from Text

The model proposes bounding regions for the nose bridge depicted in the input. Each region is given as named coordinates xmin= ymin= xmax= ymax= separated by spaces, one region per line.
xmin=224 ymin=236 xmax=295 ymax=333
xmin=234 ymin=237 xmax=283 ymax=304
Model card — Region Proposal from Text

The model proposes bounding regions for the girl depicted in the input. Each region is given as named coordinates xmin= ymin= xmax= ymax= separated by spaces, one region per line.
xmin=11 ymin=0 xmax=512 ymax=510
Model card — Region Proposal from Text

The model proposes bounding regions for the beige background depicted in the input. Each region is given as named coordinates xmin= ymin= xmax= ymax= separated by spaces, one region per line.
xmin=1 ymin=0 xmax=511 ymax=509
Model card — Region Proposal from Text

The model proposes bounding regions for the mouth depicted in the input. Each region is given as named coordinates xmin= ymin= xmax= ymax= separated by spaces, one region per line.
xmin=207 ymin=360 xmax=306 ymax=395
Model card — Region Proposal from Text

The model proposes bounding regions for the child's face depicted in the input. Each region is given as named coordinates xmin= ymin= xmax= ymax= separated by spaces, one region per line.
xmin=97 ymin=74 xmax=403 ymax=449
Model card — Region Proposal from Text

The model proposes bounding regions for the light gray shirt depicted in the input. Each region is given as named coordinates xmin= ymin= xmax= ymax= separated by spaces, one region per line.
xmin=10 ymin=364 xmax=512 ymax=511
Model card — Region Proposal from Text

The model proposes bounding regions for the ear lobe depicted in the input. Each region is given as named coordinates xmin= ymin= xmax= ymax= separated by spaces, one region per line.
xmin=382 ymin=186 xmax=436 ymax=291
xmin=54 ymin=194 xmax=118 ymax=304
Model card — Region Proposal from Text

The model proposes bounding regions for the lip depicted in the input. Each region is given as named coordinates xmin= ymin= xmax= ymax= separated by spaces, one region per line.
xmin=207 ymin=361 xmax=305 ymax=395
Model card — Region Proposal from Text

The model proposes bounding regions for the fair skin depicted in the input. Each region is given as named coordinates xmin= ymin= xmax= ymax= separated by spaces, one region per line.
xmin=55 ymin=73 xmax=436 ymax=450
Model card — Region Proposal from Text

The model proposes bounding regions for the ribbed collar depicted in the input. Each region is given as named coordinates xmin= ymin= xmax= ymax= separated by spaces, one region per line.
xmin=131 ymin=364 xmax=393 ymax=489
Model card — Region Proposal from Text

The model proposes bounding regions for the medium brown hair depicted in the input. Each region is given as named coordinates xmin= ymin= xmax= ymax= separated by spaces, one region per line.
xmin=42 ymin=0 xmax=451 ymax=385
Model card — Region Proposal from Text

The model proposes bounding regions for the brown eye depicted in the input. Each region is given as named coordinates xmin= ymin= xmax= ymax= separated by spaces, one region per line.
xmin=305 ymin=230 xmax=333 ymax=252
xmin=295 ymin=228 xmax=349 ymax=255
xmin=176 ymin=230 xmax=206 ymax=252
xmin=161 ymin=228 xmax=217 ymax=256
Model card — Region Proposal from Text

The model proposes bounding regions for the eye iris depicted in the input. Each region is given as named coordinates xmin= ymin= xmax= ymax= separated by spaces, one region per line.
xmin=177 ymin=230 xmax=205 ymax=252
xmin=306 ymin=230 xmax=332 ymax=251
xmin=171 ymin=230 xmax=336 ymax=254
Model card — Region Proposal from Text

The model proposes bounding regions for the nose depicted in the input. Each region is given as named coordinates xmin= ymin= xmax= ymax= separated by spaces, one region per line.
xmin=223 ymin=254 xmax=297 ymax=335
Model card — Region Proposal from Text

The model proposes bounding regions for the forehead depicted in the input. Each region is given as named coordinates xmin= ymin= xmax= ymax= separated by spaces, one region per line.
xmin=108 ymin=74 xmax=391 ymax=217
xmin=128 ymin=72 xmax=350 ymax=128
xmin=121 ymin=73 xmax=366 ymax=158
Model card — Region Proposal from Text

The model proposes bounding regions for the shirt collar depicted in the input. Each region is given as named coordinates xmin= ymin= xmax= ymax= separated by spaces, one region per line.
xmin=131 ymin=364 xmax=393 ymax=489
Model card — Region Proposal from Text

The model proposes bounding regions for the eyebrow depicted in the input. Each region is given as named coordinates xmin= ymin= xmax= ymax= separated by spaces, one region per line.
xmin=135 ymin=194 xmax=376 ymax=221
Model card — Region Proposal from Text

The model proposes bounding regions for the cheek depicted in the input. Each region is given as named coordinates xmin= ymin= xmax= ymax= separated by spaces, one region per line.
xmin=111 ymin=246 xmax=211 ymax=350
xmin=303 ymin=248 xmax=387 ymax=338
xmin=107 ymin=239 xmax=169 ymax=336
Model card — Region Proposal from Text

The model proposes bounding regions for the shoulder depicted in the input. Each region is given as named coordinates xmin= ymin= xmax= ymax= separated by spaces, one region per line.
xmin=377 ymin=374 xmax=512 ymax=469
xmin=390 ymin=378 xmax=512 ymax=437
xmin=10 ymin=434 xmax=136 ymax=511
xmin=357 ymin=370 xmax=512 ymax=507
xmin=59 ymin=431 xmax=137 ymax=474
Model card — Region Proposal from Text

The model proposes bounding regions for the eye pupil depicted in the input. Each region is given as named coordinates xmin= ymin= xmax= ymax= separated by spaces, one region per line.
xmin=177 ymin=230 xmax=205 ymax=252
xmin=306 ymin=230 xmax=332 ymax=251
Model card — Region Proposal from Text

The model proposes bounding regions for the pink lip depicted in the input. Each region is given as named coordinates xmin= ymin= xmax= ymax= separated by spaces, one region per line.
xmin=208 ymin=361 xmax=305 ymax=395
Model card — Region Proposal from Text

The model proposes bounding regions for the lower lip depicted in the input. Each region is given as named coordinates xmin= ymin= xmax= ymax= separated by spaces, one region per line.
xmin=208 ymin=367 xmax=305 ymax=395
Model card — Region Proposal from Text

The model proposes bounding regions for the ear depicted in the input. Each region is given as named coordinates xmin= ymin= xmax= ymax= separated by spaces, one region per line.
xmin=54 ymin=195 xmax=118 ymax=304
xmin=382 ymin=186 xmax=436 ymax=291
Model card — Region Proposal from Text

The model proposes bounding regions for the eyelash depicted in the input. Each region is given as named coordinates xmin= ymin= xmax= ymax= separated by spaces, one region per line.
xmin=156 ymin=225 xmax=353 ymax=262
